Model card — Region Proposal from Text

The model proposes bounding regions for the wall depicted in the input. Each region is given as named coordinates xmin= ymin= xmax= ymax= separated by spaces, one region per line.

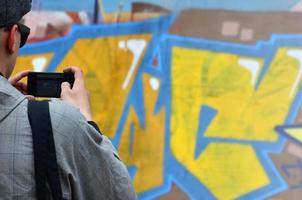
xmin=14 ymin=1 xmax=302 ymax=199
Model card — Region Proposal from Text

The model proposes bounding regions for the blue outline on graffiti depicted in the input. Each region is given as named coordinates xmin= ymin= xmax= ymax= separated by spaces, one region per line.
xmin=276 ymin=125 xmax=302 ymax=146
xmin=19 ymin=15 xmax=174 ymax=72
xmin=17 ymin=14 xmax=302 ymax=199
xmin=102 ymin=0 xmax=301 ymax=13
xmin=160 ymin=34 xmax=302 ymax=199
xmin=19 ymin=15 xmax=175 ymax=200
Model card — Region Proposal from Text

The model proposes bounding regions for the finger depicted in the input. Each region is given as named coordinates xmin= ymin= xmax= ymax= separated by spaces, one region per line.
xmin=13 ymin=82 xmax=28 ymax=95
xmin=61 ymin=82 xmax=71 ymax=98
xmin=15 ymin=82 xmax=28 ymax=93
xmin=61 ymin=82 xmax=71 ymax=91
xmin=25 ymin=95 xmax=35 ymax=101
xmin=63 ymin=67 xmax=84 ymax=83
xmin=9 ymin=70 xmax=30 ymax=84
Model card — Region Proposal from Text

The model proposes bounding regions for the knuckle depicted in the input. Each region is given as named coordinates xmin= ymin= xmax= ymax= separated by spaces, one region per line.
xmin=74 ymin=67 xmax=83 ymax=74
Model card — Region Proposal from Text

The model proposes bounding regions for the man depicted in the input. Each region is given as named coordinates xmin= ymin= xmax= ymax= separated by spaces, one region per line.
xmin=0 ymin=0 xmax=137 ymax=199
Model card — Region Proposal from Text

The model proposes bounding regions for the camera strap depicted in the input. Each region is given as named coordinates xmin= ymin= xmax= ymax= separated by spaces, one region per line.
xmin=28 ymin=100 xmax=65 ymax=200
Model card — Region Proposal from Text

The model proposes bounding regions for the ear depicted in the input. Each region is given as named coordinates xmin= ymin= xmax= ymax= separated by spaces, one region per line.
xmin=7 ymin=25 xmax=19 ymax=54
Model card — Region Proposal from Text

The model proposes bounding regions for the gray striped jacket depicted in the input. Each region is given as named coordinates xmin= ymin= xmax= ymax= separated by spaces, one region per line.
xmin=0 ymin=76 xmax=137 ymax=200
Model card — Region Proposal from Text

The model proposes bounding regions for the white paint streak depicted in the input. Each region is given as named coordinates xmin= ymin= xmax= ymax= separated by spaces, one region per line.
xmin=287 ymin=50 xmax=302 ymax=97
xmin=238 ymin=59 xmax=260 ymax=86
xmin=150 ymin=77 xmax=160 ymax=91
xmin=79 ymin=11 xmax=90 ymax=24
xmin=122 ymin=39 xmax=147 ymax=89
xmin=118 ymin=40 xmax=126 ymax=50
xmin=32 ymin=57 xmax=47 ymax=72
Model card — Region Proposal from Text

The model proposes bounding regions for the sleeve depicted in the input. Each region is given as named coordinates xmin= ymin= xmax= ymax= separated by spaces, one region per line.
xmin=70 ymin=120 xmax=137 ymax=200
xmin=87 ymin=121 xmax=102 ymax=134
xmin=49 ymin=99 xmax=137 ymax=200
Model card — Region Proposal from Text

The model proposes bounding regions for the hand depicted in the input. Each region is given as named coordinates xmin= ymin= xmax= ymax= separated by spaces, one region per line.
xmin=9 ymin=70 xmax=35 ymax=100
xmin=60 ymin=67 xmax=93 ymax=121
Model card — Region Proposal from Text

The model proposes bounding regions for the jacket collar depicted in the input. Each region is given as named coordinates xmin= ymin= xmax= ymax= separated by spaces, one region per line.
xmin=0 ymin=75 xmax=26 ymax=121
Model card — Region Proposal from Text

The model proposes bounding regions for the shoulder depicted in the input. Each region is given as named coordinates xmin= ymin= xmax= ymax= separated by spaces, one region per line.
xmin=48 ymin=99 xmax=103 ymax=150
xmin=48 ymin=99 xmax=88 ymax=143
xmin=48 ymin=98 xmax=86 ymax=125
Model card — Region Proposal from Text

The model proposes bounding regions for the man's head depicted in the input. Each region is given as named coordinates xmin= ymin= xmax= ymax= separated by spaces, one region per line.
xmin=0 ymin=0 xmax=31 ymax=78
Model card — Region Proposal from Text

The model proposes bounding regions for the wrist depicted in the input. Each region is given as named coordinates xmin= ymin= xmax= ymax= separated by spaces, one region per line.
xmin=81 ymin=109 xmax=93 ymax=121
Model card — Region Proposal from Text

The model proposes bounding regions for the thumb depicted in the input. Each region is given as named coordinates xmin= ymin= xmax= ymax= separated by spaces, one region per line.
xmin=61 ymin=82 xmax=71 ymax=94
xmin=25 ymin=95 xmax=35 ymax=101
xmin=61 ymin=82 xmax=71 ymax=90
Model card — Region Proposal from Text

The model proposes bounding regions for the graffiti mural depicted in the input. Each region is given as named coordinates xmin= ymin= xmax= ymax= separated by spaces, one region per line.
xmin=159 ymin=35 xmax=302 ymax=199
xmin=12 ymin=0 xmax=302 ymax=199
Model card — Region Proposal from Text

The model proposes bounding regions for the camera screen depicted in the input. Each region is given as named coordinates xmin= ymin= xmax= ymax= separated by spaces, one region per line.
xmin=36 ymin=78 xmax=63 ymax=96
xmin=28 ymin=73 xmax=67 ymax=98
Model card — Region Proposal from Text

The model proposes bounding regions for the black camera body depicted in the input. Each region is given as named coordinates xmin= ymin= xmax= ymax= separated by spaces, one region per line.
xmin=28 ymin=72 xmax=75 ymax=98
